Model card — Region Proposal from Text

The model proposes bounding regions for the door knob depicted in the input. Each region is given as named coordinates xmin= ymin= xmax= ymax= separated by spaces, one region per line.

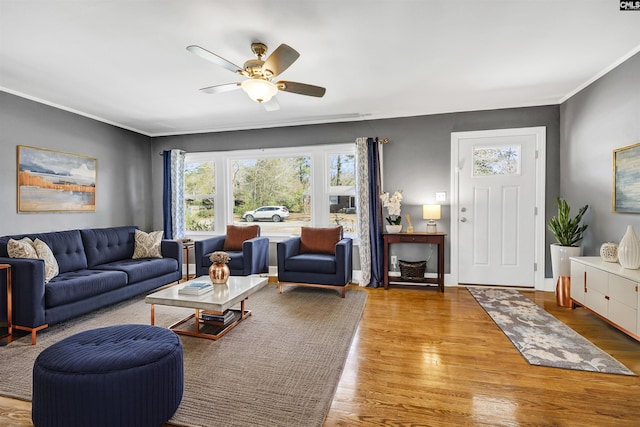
xmin=460 ymin=217 xmax=467 ymax=222
xmin=461 ymin=207 xmax=467 ymax=212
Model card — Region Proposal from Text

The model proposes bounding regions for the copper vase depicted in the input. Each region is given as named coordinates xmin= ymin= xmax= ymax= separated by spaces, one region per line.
xmin=208 ymin=263 xmax=230 ymax=284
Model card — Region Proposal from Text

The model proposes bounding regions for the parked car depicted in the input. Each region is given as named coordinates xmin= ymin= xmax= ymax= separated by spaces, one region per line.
xmin=242 ymin=206 xmax=290 ymax=222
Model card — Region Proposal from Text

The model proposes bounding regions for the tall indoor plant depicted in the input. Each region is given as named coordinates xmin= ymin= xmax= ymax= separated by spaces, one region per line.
xmin=548 ymin=197 xmax=588 ymax=304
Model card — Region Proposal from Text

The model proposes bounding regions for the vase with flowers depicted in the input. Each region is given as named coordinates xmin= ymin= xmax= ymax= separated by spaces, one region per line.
xmin=209 ymin=251 xmax=230 ymax=284
xmin=380 ymin=190 xmax=403 ymax=233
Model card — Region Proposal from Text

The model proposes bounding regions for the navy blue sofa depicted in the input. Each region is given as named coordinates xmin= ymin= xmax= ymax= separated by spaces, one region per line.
xmin=277 ymin=236 xmax=353 ymax=298
xmin=194 ymin=235 xmax=269 ymax=277
xmin=0 ymin=226 xmax=181 ymax=344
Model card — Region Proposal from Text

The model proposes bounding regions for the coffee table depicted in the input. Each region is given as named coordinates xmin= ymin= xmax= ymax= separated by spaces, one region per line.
xmin=145 ymin=275 xmax=268 ymax=340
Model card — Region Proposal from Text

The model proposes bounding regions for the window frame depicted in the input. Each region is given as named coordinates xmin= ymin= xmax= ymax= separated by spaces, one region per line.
xmin=183 ymin=143 xmax=357 ymax=240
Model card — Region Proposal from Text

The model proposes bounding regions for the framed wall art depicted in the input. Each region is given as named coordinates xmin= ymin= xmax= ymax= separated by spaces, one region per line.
xmin=613 ymin=142 xmax=640 ymax=213
xmin=17 ymin=145 xmax=97 ymax=212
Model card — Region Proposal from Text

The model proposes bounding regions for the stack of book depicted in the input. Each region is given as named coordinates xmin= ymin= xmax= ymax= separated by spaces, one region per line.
xmin=178 ymin=281 xmax=213 ymax=295
xmin=201 ymin=310 xmax=238 ymax=326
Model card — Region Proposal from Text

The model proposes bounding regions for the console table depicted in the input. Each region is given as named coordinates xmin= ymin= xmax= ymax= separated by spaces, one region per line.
xmin=383 ymin=232 xmax=446 ymax=292
xmin=570 ymin=256 xmax=640 ymax=341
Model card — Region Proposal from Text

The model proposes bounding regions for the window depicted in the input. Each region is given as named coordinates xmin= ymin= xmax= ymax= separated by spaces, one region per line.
xmin=184 ymin=158 xmax=215 ymax=232
xmin=231 ymin=156 xmax=311 ymax=234
xmin=328 ymin=153 xmax=356 ymax=232
xmin=183 ymin=144 xmax=357 ymax=237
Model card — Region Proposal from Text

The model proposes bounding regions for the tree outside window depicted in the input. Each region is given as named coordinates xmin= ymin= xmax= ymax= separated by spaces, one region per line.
xmin=184 ymin=160 xmax=214 ymax=231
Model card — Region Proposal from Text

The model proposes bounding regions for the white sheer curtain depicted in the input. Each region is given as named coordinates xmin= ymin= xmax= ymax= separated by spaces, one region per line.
xmin=355 ymin=138 xmax=371 ymax=286
xmin=163 ymin=149 xmax=186 ymax=239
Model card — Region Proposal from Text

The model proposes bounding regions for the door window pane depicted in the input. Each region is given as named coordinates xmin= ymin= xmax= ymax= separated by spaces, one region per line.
xmin=473 ymin=146 xmax=520 ymax=176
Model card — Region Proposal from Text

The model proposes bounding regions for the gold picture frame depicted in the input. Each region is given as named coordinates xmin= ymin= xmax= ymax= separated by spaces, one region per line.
xmin=613 ymin=142 xmax=640 ymax=213
xmin=17 ymin=145 xmax=97 ymax=212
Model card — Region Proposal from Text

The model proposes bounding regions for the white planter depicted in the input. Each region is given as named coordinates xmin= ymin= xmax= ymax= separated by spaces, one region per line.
xmin=618 ymin=225 xmax=640 ymax=269
xmin=385 ymin=225 xmax=402 ymax=233
xmin=550 ymin=244 xmax=582 ymax=286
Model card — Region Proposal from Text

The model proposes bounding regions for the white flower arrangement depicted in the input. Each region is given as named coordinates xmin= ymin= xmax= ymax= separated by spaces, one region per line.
xmin=380 ymin=190 xmax=403 ymax=225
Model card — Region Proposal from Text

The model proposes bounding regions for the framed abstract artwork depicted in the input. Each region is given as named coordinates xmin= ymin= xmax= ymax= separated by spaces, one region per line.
xmin=613 ymin=142 xmax=640 ymax=213
xmin=17 ymin=145 xmax=97 ymax=212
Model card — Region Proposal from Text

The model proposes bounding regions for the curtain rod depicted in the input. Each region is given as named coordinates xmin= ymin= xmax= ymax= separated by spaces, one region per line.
xmin=379 ymin=138 xmax=389 ymax=144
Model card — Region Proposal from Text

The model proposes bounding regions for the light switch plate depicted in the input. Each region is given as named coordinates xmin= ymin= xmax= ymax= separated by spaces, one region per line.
xmin=436 ymin=192 xmax=446 ymax=201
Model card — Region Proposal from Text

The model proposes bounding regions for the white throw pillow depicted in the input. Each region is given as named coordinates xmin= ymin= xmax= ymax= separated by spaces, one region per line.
xmin=7 ymin=237 xmax=38 ymax=259
xmin=132 ymin=230 xmax=163 ymax=259
xmin=33 ymin=238 xmax=59 ymax=283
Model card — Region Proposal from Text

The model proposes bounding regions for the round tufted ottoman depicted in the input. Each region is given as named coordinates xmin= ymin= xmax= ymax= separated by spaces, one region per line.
xmin=32 ymin=324 xmax=183 ymax=427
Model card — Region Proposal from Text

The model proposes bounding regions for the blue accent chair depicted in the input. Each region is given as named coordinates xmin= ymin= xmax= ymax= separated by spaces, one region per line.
xmin=277 ymin=234 xmax=353 ymax=298
xmin=194 ymin=232 xmax=269 ymax=277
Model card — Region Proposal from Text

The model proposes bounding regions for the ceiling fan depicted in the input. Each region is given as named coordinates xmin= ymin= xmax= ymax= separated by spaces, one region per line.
xmin=186 ymin=42 xmax=326 ymax=111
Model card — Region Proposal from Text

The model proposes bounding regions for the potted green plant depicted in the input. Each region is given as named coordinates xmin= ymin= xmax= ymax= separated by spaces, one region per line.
xmin=548 ymin=197 xmax=588 ymax=303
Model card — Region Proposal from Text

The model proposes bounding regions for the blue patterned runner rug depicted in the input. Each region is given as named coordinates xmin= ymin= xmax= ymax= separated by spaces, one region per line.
xmin=468 ymin=287 xmax=636 ymax=376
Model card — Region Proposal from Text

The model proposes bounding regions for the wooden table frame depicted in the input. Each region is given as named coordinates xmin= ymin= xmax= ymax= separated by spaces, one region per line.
xmin=383 ymin=232 xmax=446 ymax=292
xmin=150 ymin=299 xmax=251 ymax=341
xmin=1 ymin=264 xmax=12 ymax=343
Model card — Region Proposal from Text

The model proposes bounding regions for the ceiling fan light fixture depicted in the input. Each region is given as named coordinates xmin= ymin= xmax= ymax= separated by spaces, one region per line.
xmin=241 ymin=79 xmax=278 ymax=103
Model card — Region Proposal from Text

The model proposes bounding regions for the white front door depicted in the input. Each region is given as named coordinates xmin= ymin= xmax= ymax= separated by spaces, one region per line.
xmin=451 ymin=127 xmax=545 ymax=288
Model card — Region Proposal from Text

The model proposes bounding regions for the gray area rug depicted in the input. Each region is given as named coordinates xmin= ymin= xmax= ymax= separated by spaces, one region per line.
xmin=468 ymin=287 xmax=636 ymax=376
xmin=0 ymin=284 xmax=367 ymax=426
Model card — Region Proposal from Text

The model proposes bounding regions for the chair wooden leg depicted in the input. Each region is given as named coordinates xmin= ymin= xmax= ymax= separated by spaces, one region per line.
xmin=341 ymin=287 xmax=345 ymax=298
xmin=279 ymin=282 xmax=283 ymax=294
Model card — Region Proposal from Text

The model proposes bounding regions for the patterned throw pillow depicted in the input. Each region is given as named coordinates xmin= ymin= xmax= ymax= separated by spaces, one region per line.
xmin=33 ymin=238 xmax=59 ymax=283
xmin=7 ymin=237 xmax=38 ymax=259
xmin=132 ymin=230 xmax=163 ymax=259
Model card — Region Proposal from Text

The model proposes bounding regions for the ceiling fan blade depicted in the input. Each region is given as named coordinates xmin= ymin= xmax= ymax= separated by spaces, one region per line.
xmin=262 ymin=44 xmax=300 ymax=78
xmin=199 ymin=82 xmax=241 ymax=94
xmin=262 ymin=97 xmax=280 ymax=112
xmin=186 ymin=45 xmax=243 ymax=74
xmin=276 ymin=81 xmax=326 ymax=98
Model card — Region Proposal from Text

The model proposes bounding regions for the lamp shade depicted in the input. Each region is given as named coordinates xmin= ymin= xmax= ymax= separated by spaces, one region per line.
xmin=241 ymin=79 xmax=278 ymax=103
xmin=422 ymin=204 xmax=441 ymax=220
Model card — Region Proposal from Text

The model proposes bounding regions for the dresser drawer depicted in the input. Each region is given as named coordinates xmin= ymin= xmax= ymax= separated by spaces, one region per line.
xmin=585 ymin=266 xmax=608 ymax=295
xmin=585 ymin=287 xmax=608 ymax=318
xmin=609 ymin=274 xmax=638 ymax=310
xmin=609 ymin=299 xmax=637 ymax=335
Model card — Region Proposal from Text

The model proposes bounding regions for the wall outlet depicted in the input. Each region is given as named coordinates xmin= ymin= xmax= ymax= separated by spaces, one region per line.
xmin=436 ymin=192 xmax=447 ymax=201
xmin=391 ymin=255 xmax=397 ymax=265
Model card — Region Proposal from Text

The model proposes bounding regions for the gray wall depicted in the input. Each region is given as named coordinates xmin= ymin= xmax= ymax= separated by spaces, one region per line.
xmin=0 ymin=91 xmax=154 ymax=235
xmin=151 ymin=105 xmax=561 ymax=275
xmin=560 ymin=51 xmax=640 ymax=255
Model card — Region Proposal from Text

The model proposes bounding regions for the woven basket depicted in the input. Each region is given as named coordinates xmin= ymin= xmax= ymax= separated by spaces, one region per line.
xmin=399 ymin=260 xmax=426 ymax=279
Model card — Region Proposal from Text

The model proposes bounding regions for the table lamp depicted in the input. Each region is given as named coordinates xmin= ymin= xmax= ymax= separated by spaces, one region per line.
xmin=423 ymin=204 xmax=441 ymax=233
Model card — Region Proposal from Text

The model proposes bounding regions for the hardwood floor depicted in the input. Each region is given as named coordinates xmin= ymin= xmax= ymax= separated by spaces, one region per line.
xmin=325 ymin=286 xmax=640 ymax=426
xmin=2 ymin=285 xmax=640 ymax=426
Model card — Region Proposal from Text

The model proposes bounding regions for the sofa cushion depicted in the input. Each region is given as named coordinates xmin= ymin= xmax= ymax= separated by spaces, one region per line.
xmin=80 ymin=226 xmax=136 ymax=268
xmin=34 ymin=238 xmax=59 ymax=283
xmin=93 ymin=258 xmax=179 ymax=284
xmin=7 ymin=237 xmax=38 ymax=258
xmin=133 ymin=230 xmax=163 ymax=259
xmin=299 ymin=226 xmax=343 ymax=255
xmin=40 ymin=230 xmax=89 ymax=273
xmin=223 ymin=225 xmax=260 ymax=251
xmin=285 ymin=253 xmax=337 ymax=274
xmin=45 ymin=269 xmax=128 ymax=308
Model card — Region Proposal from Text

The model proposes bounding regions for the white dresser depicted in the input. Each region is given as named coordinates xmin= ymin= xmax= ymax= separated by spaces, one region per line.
xmin=570 ymin=256 xmax=640 ymax=341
